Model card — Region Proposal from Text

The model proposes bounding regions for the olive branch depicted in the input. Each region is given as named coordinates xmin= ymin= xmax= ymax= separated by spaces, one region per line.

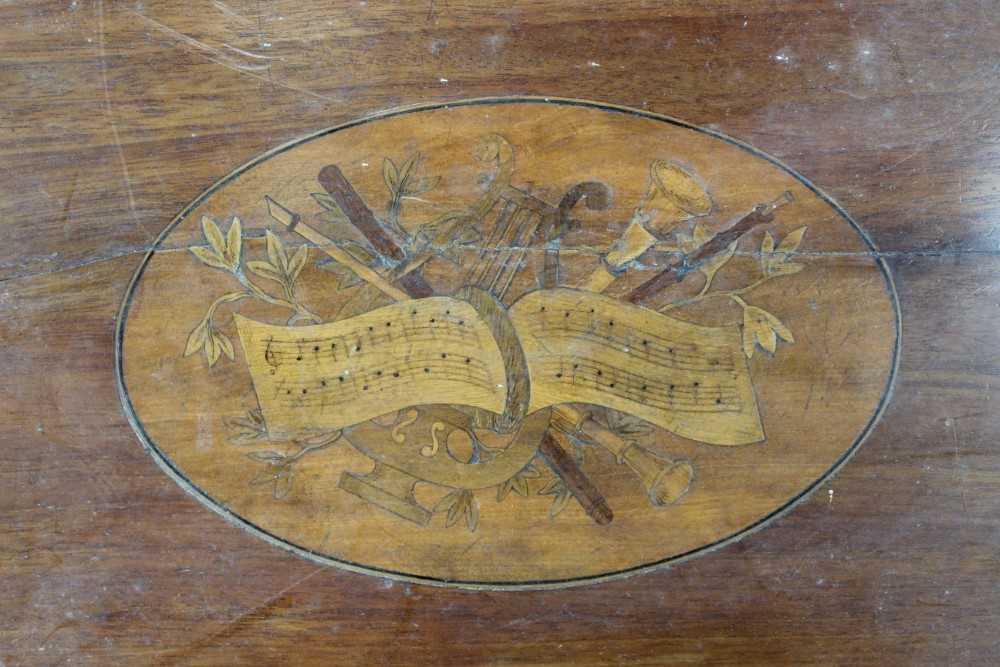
xmin=184 ymin=216 xmax=320 ymax=367
xmin=247 ymin=431 xmax=343 ymax=499
xmin=225 ymin=408 xmax=342 ymax=499
xmin=382 ymin=152 xmax=439 ymax=239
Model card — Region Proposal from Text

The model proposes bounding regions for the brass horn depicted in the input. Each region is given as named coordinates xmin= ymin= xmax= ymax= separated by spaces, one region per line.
xmin=622 ymin=446 xmax=694 ymax=507
xmin=638 ymin=160 xmax=714 ymax=234
xmin=576 ymin=416 xmax=694 ymax=507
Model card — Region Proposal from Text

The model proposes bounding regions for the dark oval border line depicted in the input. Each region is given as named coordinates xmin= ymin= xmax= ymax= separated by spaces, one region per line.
xmin=114 ymin=96 xmax=902 ymax=591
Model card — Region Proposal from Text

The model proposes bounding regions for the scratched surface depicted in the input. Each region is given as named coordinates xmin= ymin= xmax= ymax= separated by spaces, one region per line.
xmin=2 ymin=0 xmax=1000 ymax=664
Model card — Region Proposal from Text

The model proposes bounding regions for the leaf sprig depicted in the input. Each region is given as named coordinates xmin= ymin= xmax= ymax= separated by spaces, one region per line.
xmin=185 ymin=215 xmax=319 ymax=367
xmin=190 ymin=215 xmax=243 ymax=272
xmin=434 ymin=488 xmax=479 ymax=532
xmin=247 ymin=230 xmax=309 ymax=300
xmin=226 ymin=408 xmax=268 ymax=445
xmin=741 ymin=305 xmax=794 ymax=358
xmin=245 ymin=430 xmax=342 ymax=499
xmin=383 ymin=153 xmax=439 ymax=236
xmin=538 ymin=478 xmax=572 ymax=518
xmin=496 ymin=463 xmax=540 ymax=502
xmin=760 ymin=227 xmax=805 ymax=277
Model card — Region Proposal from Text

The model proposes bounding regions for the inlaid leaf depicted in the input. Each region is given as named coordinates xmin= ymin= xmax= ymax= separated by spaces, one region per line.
xmin=273 ymin=470 xmax=294 ymax=499
xmin=310 ymin=192 xmax=337 ymax=211
xmin=539 ymin=478 xmax=572 ymax=518
xmin=434 ymin=489 xmax=460 ymax=513
xmin=497 ymin=477 xmax=515 ymax=501
xmin=265 ymin=229 xmax=288 ymax=272
xmin=549 ymin=490 xmax=570 ymax=518
xmin=699 ymin=239 xmax=737 ymax=283
xmin=513 ymin=474 xmax=529 ymax=497
xmin=189 ymin=245 xmax=229 ymax=270
xmin=311 ymin=193 xmax=351 ymax=225
xmin=247 ymin=260 xmax=284 ymax=284
xmin=382 ymin=157 xmax=399 ymax=190
xmin=229 ymin=425 xmax=266 ymax=445
xmin=742 ymin=306 xmax=794 ymax=358
xmin=769 ymin=262 xmax=804 ymax=276
xmin=777 ymin=226 xmax=807 ymax=254
xmin=761 ymin=231 xmax=775 ymax=255
xmin=214 ymin=331 xmax=235 ymax=361
xmin=287 ymin=245 xmax=308 ymax=283
xmin=201 ymin=216 xmax=226 ymax=258
xmin=465 ymin=494 xmax=480 ymax=532
xmin=398 ymin=154 xmax=418 ymax=184
xmin=248 ymin=450 xmax=285 ymax=463
xmin=205 ymin=332 xmax=221 ymax=366
xmin=226 ymin=217 xmax=242 ymax=268
xmin=692 ymin=220 xmax=714 ymax=247
xmin=761 ymin=227 xmax=808 ymax=275
xmin=762 ymin=309 xmax=794 ymax=343
xmin=184 ymin=320 xmax=208 ymax=356
xmin=758 ymin=322 xmax=778 ymax=353
xmin=498 ymin=464 xmax=539 ymax=501
xmin=446 ymin=498 xmax=461 ymax=528
xmin=250 ymin=469 xmax=277 ymax=486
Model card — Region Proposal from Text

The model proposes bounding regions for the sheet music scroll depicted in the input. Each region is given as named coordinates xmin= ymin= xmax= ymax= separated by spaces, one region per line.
xmin=236 ymin=289 xmax=764 ymax=445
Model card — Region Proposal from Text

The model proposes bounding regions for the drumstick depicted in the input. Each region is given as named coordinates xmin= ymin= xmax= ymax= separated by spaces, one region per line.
xmin=318 ymin=165 xmax=435 ymax=298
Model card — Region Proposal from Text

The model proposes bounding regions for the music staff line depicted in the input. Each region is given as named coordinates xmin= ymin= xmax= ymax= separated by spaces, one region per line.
xmin=270 ymin=356 xmax=502 ymax=409
xmin=261 ymin=318 xmax=484 ymax=366
xmin=523 ymin=320 xmax=737 ymax=373
xmin=533 ymin=306 xmax=735 ymax=360
xmin=534 ymin=359 xmax=743 ymax=413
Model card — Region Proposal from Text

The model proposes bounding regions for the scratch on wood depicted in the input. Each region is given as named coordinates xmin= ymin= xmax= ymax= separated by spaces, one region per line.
xmin=97 ymin=0 xmax=150 ymax=243
xmin=152 ymin=568 xmax=324 ymax=664
xmin=129 ymin=10 xmax=335 ymax=104
xmin=130 ymin=11 xmax=269 ymax=72
xmin=212 ymin=0 xmax=255 ymax=24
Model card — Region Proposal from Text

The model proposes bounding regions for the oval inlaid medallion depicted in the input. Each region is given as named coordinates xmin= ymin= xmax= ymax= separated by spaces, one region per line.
xmin=116 ymin=98 xmax=899 ymax=588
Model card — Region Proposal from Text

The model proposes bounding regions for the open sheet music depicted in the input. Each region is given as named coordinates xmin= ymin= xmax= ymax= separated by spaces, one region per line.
xmin=236 ymin=288 xmax=763 ymax=446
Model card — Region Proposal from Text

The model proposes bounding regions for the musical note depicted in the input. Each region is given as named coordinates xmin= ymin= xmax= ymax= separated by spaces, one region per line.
xmin=264 ymin=336 xmax=279 ymax=373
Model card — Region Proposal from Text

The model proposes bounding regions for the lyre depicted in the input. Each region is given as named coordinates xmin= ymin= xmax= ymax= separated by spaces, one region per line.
xmin=460 ymin=135 xmax=612 ymax=305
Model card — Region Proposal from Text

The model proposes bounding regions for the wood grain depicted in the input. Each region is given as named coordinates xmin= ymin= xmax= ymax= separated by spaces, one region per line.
xmin=2 ymin=0 xmax=999 ymax=664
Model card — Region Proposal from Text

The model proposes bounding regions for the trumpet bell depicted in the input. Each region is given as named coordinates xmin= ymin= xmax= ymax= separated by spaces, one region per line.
xmin=577 ymin=416 xmax=695 ymax=508
xmin=629 ymin=453 xmax=695 ymax=507
xmin=641 ymin=160 xmax=713 ymax=233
